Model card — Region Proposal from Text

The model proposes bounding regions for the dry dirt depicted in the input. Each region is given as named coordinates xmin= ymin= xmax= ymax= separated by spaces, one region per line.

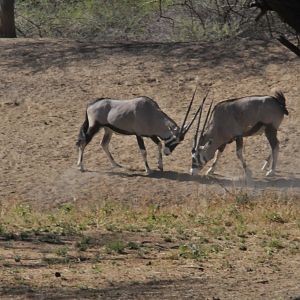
xmin=0 ymin=38 xmax=300 ymax=299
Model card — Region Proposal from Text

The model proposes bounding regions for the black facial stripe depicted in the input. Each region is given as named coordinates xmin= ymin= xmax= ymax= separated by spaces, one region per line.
xmin=167 ymin=140 xmax=179 ymax=147
xmin=162 ymin=135 xmax=175 ymax=143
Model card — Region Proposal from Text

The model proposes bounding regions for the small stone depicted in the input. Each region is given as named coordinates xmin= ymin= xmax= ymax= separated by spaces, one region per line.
xmin=55 ymin=272 xmax=61 ymax=277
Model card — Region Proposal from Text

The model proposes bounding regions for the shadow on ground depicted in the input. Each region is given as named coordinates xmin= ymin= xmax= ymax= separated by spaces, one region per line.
xmin=0 ymin=38 xmax=294 ymax=75
xmin=1 ymin=278 xmax=206 ymax=300
xmin=106 ymin=169 xmax=300 ymax=190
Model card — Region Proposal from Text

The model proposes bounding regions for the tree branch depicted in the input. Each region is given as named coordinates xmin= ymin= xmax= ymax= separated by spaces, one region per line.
xmin=277 ymin=35 xmax=300 ymax=57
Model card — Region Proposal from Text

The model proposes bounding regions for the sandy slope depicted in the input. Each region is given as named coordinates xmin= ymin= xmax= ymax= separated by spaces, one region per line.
xmin=0 ymin=38 xmax=299 ymax=209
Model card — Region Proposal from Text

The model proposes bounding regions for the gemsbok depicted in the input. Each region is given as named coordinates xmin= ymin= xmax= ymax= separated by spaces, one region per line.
xmin=77 ymin=90 xmax=206 ymax=174
xmin=190 ymin=91 xmax=288 ymax=177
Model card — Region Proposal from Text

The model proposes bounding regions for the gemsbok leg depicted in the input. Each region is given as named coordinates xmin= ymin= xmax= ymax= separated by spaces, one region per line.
xmin=261 ymin=154 xmax=272 ymax=171
xmin=206 ymin=144 xmax=226 ymax=176
xmin=136 ymin=136 xmax=151 ymax=174
xmin=77 ymin=123 xmax=101 ymax=172
xmin=236 ymin=137 xmax=252 ymax=177
xmin=150 ymin=136 xmax=163 ymax=171
xmin=265 ymin=125 xmax=279 ymax=176
xmin=101 ymin=128 xmax=121 ymax=168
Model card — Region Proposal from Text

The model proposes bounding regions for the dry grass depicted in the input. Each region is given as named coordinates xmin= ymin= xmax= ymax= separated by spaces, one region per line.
xmin=0 ymin=192 xmax=300 ymax=299
xmin=1 ymin=192 xmax=300 ymax=299
xmin=1 ymin=191 xmax=300 ymax=258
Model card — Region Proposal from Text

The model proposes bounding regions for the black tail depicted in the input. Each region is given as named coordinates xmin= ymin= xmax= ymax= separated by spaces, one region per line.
xmin=274 ymin=90 xmax=289 ymax=116
xmin=76 ymin=111 xmax=89 ymax=147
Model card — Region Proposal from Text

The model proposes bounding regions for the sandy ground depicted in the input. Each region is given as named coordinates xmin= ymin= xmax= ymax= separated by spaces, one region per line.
xmin=1 ymin=38 xmax=300 ymax=208
xmin=0 ymin=38 xmax=300 ymax=299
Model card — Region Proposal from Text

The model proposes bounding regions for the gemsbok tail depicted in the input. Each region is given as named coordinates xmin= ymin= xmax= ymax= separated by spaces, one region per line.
xmin=274 ymin=90 xmax=289 ymax=116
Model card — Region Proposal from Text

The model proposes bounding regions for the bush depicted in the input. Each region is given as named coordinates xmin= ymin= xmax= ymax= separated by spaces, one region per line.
xmin=15 ymin=0 xmax=288 ymax=41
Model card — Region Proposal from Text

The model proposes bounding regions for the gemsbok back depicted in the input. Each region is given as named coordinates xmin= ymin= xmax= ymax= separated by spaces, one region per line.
xmin=77 ymin=90 xmax=205 ymax=174
xmin=190 ymin=91 xmax=289 ymax=177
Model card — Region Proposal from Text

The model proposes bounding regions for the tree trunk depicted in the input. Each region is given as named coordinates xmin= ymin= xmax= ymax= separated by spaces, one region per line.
xmin=0 ymin=0 xmax=16 ymax=38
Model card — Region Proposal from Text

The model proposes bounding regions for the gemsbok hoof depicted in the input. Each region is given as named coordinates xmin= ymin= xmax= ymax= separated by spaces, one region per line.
xmin=245 ymin=168 xmax=252 ymax=178
xmin=206 ymin=167 xmax=215 ymax=176
xmin=145 ymin=169 xmax=153 ymax=175
xmin=158 ymin=165 xmax=163 ymax=171
xmin=266 ymin=170 xmax=275 ymax=177
xmin=78 ymin=166 xmax=85 ymax=172
xmin=111 ymin=163 xmax=122 ymax=169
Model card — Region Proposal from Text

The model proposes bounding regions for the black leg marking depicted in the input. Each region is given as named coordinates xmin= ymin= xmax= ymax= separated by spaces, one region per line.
xmin=150 ymin=136 xmax=160 ymax=145
xmin=218 ymin=144 xmax=226 ymax=153
xmin=85 ymin=122 xmax=101 ymax=145
xmin=265 ymin=125 xmax=279 ymax=149
xmin=137 ymin=136 xmax=146 ymax=150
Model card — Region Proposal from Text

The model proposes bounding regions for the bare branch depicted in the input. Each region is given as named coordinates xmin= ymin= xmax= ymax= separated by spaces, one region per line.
xmin=277 ymin=35 xmax=300 ymax=57
xmin=158 ymin=0 xmax=175 ymax=27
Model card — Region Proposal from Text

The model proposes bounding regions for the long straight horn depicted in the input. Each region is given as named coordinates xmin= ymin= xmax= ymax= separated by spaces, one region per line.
xmin=183 ymin=90 xmax=209 ymax=134
xmin=197 ymin=99 xmax=214 ymax=148
xmin=193 ymin=90 xmax=209 ymax=145
xmin=180 ymin=86 xmax=198 ymax=135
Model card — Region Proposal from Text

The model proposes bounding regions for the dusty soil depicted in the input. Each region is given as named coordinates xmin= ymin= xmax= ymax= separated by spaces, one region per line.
xmin=0 ymin=38 xmax=300 ymax=299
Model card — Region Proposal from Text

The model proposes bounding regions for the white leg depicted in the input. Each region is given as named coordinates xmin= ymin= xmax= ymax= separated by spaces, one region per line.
xmin=140 ymin=149 xmax=152 ymax=174
xmin=157 ymin=143 xmax=163 ymax=171
xmin=151 ymin=136 xmax=163 ymax=171
xmin=77 ymin=146 xmax=85 ymax=172
xmin=266 ymin=146 xmax=278 ymax=177
xmin=206 ymin=149 xmax=222 ymax=176
xmin=137 ymin=136 xmax=152 ymax=174
xmin=265 ymin=126 xmax=279 ymax=177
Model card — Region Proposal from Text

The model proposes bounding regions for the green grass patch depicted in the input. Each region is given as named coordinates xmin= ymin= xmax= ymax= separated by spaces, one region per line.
xmin=0 ymin=192 xmax=299 ymax=264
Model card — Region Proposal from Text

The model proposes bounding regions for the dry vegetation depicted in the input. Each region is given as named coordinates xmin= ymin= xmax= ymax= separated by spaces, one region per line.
xmin=0 ymin=37 xmax=300 ymax=299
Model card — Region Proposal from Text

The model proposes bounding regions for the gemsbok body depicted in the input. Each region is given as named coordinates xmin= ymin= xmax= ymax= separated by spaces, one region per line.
xmin=190 ymin=91 xmax=288 ymax=177
xmin=77 ymin=91 xmax=204 ymax=174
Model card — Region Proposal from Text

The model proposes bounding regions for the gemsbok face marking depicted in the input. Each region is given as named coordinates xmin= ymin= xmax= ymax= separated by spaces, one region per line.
xmin=190 ymin=91 xmax=289 ymax=177
xmin=76 ymin=89 xmax=206 ymax=174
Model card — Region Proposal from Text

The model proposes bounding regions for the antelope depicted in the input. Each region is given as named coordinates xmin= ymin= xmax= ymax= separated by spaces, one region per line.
xmin=190 ymin=91 xmax=289 ymax=177
xmin=76 ymin=89 xmax=205 ymax=174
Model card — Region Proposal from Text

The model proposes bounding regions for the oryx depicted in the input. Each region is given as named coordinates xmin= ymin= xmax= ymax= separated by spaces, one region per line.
xmin=190 ymin=91 xmax=289 ymax=177
xmin=76 ymin=90 xmax=205 ymax=174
